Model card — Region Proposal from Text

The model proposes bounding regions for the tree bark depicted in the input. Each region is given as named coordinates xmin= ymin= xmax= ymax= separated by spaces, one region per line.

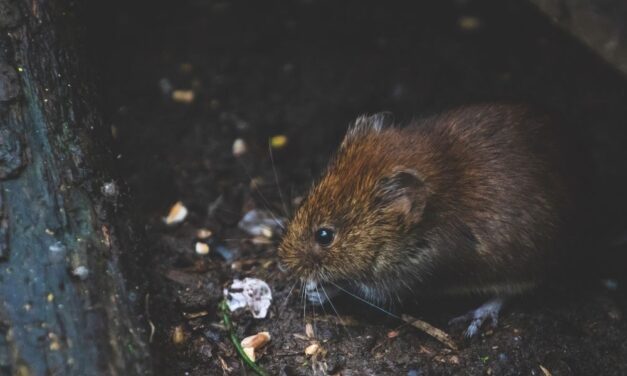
xmin=0 ymin=0 xmax=151 ymax=375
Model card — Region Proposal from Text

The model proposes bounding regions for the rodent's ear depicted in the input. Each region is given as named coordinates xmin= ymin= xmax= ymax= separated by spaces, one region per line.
xmin=375 ymin=168 xmax=427 ymax=223
xmin=342 ymin=112 xmax=394 ymax=146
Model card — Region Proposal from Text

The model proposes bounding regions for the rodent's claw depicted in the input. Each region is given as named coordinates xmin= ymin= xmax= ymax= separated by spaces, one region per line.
xmin=449 ymin=298 xmax=504 ymax=338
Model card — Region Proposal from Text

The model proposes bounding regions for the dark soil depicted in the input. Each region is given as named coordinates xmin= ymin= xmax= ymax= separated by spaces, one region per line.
xmin=86 ymin=0 xmax=627 ymax=374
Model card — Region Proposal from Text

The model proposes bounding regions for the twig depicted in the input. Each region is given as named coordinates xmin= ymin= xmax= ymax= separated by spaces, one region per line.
xmin=401 ymin=314 xmax=458 ymax=350
xmin=219 ymin=300 xmax=270 ymax=376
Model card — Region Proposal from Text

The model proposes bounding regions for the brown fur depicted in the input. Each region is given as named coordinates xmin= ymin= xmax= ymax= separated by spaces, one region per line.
xmin=278 ymin=104 xmax=576 ymax=303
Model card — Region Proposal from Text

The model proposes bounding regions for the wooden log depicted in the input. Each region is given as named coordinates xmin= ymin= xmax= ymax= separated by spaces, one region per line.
xmin=0 ymin=0 xmax=151 ymax=374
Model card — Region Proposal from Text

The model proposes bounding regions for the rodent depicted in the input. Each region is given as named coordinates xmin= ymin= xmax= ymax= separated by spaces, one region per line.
xmin=278 ymin=103 xmax=580 ymax=334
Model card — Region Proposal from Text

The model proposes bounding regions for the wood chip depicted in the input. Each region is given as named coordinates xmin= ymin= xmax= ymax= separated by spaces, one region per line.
xmin=241 ymin=331 xmax=271 ymax=349
xmin=305 ymin=343 xmax=320 ymax=356
xmin=171 ymin=89 xmax=195 ymax=103
xmin=401 ymin=314 xmax=458 ymax=350
xmin=182 ymin=310 xmax=209 ymax=319
xmin=539 ymin=365 xmax=552 ymax=376
xmin=243 ymin=346 xmax=256 ymax=362
xmin=164 ymin=201 xmax=188 ymax=225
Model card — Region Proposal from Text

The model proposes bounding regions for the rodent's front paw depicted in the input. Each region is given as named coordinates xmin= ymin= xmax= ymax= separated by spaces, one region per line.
xmin=304 ymin=281 xmax=326 ymax=305
xmin=304 ymin=281 xmax=338 ymax=305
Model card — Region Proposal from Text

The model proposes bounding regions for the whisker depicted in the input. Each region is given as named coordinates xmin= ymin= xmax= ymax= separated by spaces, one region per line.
xmin=320 ymin=284 xmax=353 ymax=340
xmin=302 ymin=280 xmax=308 ymax=326
xmin=268 ymin=140 xmax=290 ymax=218
xmin=236 ymin=159 xmax=286 ymax=230
xmin=328 ymin=281 xmax=401 ymax=320
xmin=279 ymin=279 xmax=298 ymax=317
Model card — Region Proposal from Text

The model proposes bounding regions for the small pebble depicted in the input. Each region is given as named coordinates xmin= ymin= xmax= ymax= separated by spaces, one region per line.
xmin=603 ymin=279 xmax=619 ymax=290
xmin=171 ymin=89 xmax=195 ymax=103
xmin=215 ymin=244 xmax=236 ymax=262
xmin=49 ymin=241 xmax=66 ymax=253
xmin=159 ymin=78 xmax=173 ymax=95
xmin=195 ymin=242 xmax=210 ymax=255
xmin=204 ymin=329 xmax=222 ymax=342
xmin=232 ymin=138 xmax=247 ymax=157
xmin=101 ymin=181 xmax=118 ymax=197
xmin=72 ymin=266 xmax=89 ymax=280
xmin=270 ymin=135 xmax=288 ymax=149
xmin=196 ymin=228 xmax=213 ymax=240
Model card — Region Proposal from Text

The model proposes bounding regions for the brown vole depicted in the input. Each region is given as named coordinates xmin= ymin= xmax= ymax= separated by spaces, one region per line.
xmin=278 ymin=104 xmax=579 ymax=336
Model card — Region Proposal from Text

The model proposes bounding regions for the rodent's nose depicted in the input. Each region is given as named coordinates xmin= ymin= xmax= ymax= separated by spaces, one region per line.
xmin=304 ymin=246 xmax=325 ymax=265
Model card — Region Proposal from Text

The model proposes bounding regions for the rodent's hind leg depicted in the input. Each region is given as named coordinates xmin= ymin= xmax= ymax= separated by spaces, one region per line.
xmin=448 ymin=297 xmax=504 ymax=338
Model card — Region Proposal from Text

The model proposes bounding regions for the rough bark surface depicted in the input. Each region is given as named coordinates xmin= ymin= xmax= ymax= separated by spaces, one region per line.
xmin=531 ymin=0 xmax=627 ymax=75
xmin=0 ymin=0 xmax=151 ymax=375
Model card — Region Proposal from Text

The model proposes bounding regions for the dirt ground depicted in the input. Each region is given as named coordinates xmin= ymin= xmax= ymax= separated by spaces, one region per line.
xmin=85 ymin=0 xmax=627 ymax=374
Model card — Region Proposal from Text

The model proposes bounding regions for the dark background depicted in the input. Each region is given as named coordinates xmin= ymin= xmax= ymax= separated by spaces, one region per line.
xmin=83 ymin=0 xmax=627 ymax=374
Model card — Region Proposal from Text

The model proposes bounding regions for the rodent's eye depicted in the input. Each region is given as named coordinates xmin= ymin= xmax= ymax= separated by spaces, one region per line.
xmin=314 ymin=227 xmax=335 ymax=247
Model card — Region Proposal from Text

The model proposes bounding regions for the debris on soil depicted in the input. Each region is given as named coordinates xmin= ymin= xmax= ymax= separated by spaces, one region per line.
xmin=163 ymin=201 xmax=188 ymax=225
xmin=223 ymin=278 xmax=273 ymax=319
xmin=238 ymin=209 xmax=285 ymax=238
xmin=99 ymin=0 xmax=627 ymax=373
xmin=172 ymin=325 xmax=186 ymax=345
xmin=196 ymin=228 xmax=213 ymax=240
xmin=215 ymin=244 xmax=237 ymax=262
xmin=402 ymin=314 xmax=458 ymax=351
xmin=539 ymin=364 xmax=553 ymax=376
xmin=305 ymin=323 xmax=315 ymax=339
xmin=240 ymin=331 xmax=272 ymax=361
xmin=220 ymin=300 xmax=271 ymax=375
xmin=241 ymin=331 xmax=271 ymax=349
xmin=270 ymin=135 xmax=288 ymax=149
xmin=232 ymin=138 xmax=247 ymax=157
xmin=304 ymin=342 xmax=321 ymax=356
xmin=171 ymin=89 xmax=195 ymax=103
xmin=243 ymin=346 xmax=256 ymax=362
xmin=195 ymin=241 xmax=210 ymax=255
